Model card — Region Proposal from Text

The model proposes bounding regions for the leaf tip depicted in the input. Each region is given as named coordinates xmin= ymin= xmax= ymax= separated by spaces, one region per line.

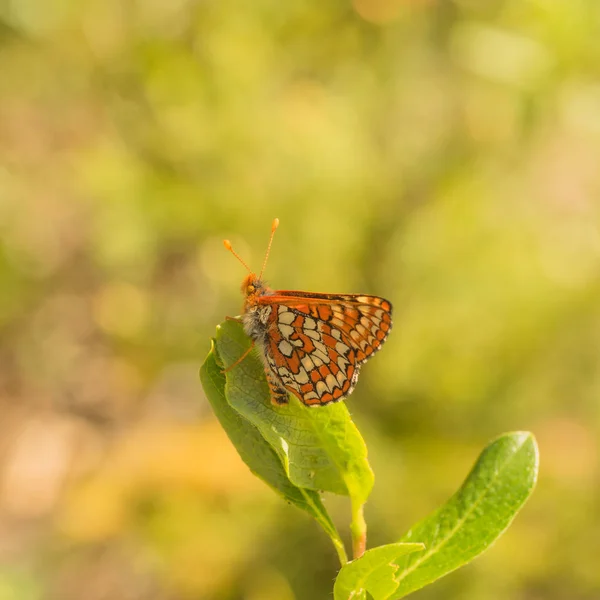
xmin=491 ymin=430 xmax=538 ymax=453
xmin=508 ymin=430 xmax=536 ymax=444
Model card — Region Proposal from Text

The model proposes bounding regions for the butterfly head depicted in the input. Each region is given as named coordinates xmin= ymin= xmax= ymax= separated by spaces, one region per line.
xmin=240 ymin=273 xmax=267 ymax=299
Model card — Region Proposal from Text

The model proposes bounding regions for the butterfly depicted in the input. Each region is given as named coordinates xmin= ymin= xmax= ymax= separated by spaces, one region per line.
xmin=223 ymin=218 xmax=393 ymax=407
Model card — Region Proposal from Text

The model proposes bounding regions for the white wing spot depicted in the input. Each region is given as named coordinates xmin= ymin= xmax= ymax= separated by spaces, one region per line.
xmin=277 ymin=365 xmax=291 ymax=376
xmin=312 ymin=345 xmax=330 ymax=364
xmin=279 ymin=309 xmax=296 ymax=325
xmin=361 ymin=316 xmax=379 ymax=331
xmin=336 ymin=341 xmax=350 ymax=355
xmin=301 ymin=355 xmax=315 ymax=372
xmin=311 ymin=354 xmax=324 ymax=367
xmin=356 ymin=323 xmax=369 ymax=338
xmin=326 ymin=374 xmax=338 ymax=392
xmin=279 ymin=323 xmax=294 ymax=338
xmin=304 ymin=317 xmax=317 ymax=330
xmin=278 ymin=339 xmax=294 ymax=357
xmin=295 ymin=369 xmax=309 ymax=384
xmin=350 ymin=329 xmax=362 ymax=343
xmin=316 ymin=381 xmax=328 ymax=397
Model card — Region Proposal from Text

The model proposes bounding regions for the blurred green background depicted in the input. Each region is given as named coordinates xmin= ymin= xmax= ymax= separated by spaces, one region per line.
xmin=1 ymin=0 xmax=599 ymax=598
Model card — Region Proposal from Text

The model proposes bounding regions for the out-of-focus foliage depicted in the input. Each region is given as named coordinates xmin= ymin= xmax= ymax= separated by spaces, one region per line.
xmin=0 ymin=0 xmax=599 ymax=598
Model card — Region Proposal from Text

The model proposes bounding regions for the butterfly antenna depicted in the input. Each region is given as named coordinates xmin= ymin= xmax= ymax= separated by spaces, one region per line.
xmin=223 ymin=238 xmax=252 ymax=273
xmin=259 ymin=218 xmax=279 ymax=279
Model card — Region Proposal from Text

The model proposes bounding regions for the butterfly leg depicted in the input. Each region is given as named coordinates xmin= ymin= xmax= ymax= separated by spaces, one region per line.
xmin=265 ymin=368 xmax=289 ymax=406
xmin=221 ymin=341 xmax=255 ymax=374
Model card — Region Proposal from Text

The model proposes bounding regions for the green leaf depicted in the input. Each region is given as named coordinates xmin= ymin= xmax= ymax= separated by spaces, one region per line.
xmin=334 ymin=543 xmax=425 ymax=600
xmin=392 ymin=431 xmax=539 ymax=598
xmin=215 ymin=319 xmax=374 ymax=509
xmin=334 ymin=432 xmax=538 ymax=600
xmin=200 ymin=342 xmax=345 ymax=558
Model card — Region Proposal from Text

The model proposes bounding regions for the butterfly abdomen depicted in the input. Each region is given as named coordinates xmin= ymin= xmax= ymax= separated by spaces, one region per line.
xmin=241 ymin=302 xmax=291 ymax=405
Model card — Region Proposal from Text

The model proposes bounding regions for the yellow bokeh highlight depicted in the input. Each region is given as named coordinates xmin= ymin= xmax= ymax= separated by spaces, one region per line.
xmin=93 ymin=282 xmax=150 ymax=338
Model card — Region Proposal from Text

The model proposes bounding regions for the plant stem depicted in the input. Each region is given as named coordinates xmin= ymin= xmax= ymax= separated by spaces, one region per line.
xmin=332 ymin=535 xmax=349 ymax=566
xmin=301 ymin=488 xmax=348 ymax=566
xmin=350 ymin=503 xmax=367 ymax=559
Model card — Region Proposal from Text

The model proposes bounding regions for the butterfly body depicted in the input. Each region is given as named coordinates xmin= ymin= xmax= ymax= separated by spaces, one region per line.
xmin=239 ymin=274 xmax=274 ymax=344
xmin=225 ymin=221 xmax=393 ymax=407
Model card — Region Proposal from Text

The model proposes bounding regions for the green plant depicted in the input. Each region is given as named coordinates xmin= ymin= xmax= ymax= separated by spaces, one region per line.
xmin=200 ymin=319 xmax=539 ymax=599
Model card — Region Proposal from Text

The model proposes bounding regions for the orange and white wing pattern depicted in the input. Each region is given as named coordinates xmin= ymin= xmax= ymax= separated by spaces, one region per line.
xmin=223 ymin=218 xmax=393 ymax=407
xmin=259 ymin=293 xmax=393 ymax=406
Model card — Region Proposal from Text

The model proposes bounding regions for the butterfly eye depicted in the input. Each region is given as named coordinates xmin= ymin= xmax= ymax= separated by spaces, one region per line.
xmin=247 ymin=284 xmax=255 ymax=293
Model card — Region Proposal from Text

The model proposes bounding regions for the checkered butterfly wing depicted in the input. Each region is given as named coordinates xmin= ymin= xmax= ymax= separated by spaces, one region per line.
xmin=259 ymin=292 xmax=393 ymax=406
